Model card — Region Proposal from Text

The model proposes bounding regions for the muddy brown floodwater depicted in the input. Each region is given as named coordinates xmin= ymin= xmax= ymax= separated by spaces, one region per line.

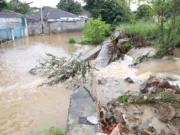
xmin=0 ymin=32 xmax=93 ymax=135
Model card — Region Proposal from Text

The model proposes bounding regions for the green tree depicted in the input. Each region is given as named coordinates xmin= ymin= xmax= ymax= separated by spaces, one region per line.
xmin=83 ymin=0 xmax=96 ymax=11
xmin=90 ymin=0 xmax=132 ymax=25
xmin=151 ymin=0 xmax=180 ymax=56
xmin=7 ymin=1 xmax=31 ymax=14
xmin=0 ymin=0 xmax=8 ymax=11
xmin=56 ymin=0 xmax=82 ymax=14
xmin=136 ymin=4 xmax=155 ymax=19
xmin=82 ymin=17 xmax=112 ymax=44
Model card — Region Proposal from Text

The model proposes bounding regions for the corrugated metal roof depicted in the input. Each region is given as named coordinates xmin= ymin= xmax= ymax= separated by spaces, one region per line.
xmin=0 ymin=10 xmax=22 ymax=18
xmin=25 ymin=6 xmax=78 ymax=20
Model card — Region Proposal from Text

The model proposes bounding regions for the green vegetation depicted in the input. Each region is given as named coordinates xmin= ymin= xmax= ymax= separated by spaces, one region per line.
xmin=68 ymin=37 xmax=76 ymax=44
xmin=84 ymin=0 xmax=131 ymax=25
xmin=174 ymin=108 xmax=180 ymax=113
xmin=159 ymin=93 xmax=180 ymax=103
xmin=57 ymin=0 xmax=82 ymax=14
xmin=0 ymin=0 xmax=30 ymax=13
xmin=7 ymin=1 xmax=31 ymax=14
xmin=81 ymin=17 xmax=112 ymax=45
xmin=0 ymin=0 xmax=8 ymax=11
xmin=136 ymin=4 xmax=155 ymax=20
xmin=152 ymin=0 xmax=180 ymax=57
xmin=118 ymin=21 xmax=156 ymax=38
xmin=116 ymin=93 xmax=180 ymax=104
xmin=43 ymin=126 xmax=64 ymax=135
xmin=116 ymin=94 xmax=129 ymax=103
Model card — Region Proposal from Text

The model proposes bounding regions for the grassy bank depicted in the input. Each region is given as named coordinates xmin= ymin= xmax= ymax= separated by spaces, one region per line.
xmin=117 ymin=21 xmax=157 ymax=38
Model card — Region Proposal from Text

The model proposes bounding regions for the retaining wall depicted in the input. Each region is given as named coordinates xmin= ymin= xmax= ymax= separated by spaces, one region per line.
xmin=27 ymin=20 xmax=85 ymax=35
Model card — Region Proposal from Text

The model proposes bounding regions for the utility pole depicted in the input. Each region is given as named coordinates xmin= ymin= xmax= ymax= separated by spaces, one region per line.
xmin=40 ymin=0 xmax=44 ymax=35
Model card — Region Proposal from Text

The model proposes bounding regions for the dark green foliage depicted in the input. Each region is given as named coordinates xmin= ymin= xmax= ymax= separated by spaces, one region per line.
xmin=56 ymin=0 xmax=82 ymax=14
xmin=7 ymin=1 xmax=31 ymax=14
xmin=68 ymin=37 xmax=76 ymax=43
xmin=43 ymin=126 xmax=64 ymax=135
xmin=83 ymin=0 xmax=95 ymax=11
xmin=85 ymin=0 xmax=132 ymax=25
xmin=0 ymin=0 xmax=8 ymax=11
xmin=82 ymin=17 xmax=112 ymax=45
xmin=136 ymin=4 xmax=155 ymax=19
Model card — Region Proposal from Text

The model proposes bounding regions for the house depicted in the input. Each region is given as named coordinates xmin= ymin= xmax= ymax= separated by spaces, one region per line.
xmin=31 ymin=7 xmax=40 ymax=13
xmin=25 ymin=6 xmax=85 ymax=35
xmin=0 ymin=10 xmax=28 ymax=42
xmin=0 ymin=10 xmax=22 ymax=29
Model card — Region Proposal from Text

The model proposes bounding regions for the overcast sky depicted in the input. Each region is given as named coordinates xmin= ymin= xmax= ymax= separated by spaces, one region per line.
xmin=7 ymin=0 xmax=139 ymax=11
xmin=7 ymin=0 xmax=84 ymax=8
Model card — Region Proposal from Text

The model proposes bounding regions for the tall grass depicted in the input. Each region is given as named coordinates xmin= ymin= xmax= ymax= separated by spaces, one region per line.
xmin=117 ymin=21 xmax=157 ymax=38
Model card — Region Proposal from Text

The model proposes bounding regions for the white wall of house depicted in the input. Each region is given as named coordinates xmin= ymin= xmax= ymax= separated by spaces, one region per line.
xmin=0 ymin=18 xmax=22 ymax=29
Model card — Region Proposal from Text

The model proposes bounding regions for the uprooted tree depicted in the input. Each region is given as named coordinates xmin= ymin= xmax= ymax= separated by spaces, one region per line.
xmin=29 ymin=53 xmax=91 ymax=86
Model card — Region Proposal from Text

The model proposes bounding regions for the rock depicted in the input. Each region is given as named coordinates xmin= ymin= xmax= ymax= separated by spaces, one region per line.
xmin=124 ymin=77 xmax=134 ymax=84
xmin=158 ymin=129 xmax=166 ymax=135
xmin=140 ymin=128 xmax=156 ymax=135
xmin=148 ymin=125 xmax=156 ymax=133
xmin=114 ymin=110 xmax=126 ymax=124
xmin=118 ymin=39 xmax=128 ymax=46
xmin=169 ymin=118 xmax=180 ymax=134
xmin=175 ymin=86 xmax=180 ymax=94
xmin=148 ymin=87 xmax=156 ymax=93
xmin=164 ymin=47 xmax=175 ymax=56
xmin=148 ymin=86 xmax=164 ymax=94
xmin=155 ymin=102 xmax=176 ymax=122
xmin=140 ymin=82 xmax=148 ymax=93
xmin=98 ymin=78 xmax=107 ymax=85
xmin=107 ymin=101 xmax=116 ymax=112
xmin=158 ymin=80 xmax=171 ymax=88
xmin=164 ymin=88 xmax=175 ymax=94
xmin=155 ymin=87 xmax=165 ymax=93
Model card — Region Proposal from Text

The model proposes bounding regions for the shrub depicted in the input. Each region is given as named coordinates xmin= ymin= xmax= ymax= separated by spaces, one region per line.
xmin=43 ymin=126 xmax=64 ymax=135
xmin=82 ymin=17 xmax=112 ymax=45
xmin=69 ymin=37 xmax=76 ymax=43
xmin=136 ymin=4 xmax=155 ymax=19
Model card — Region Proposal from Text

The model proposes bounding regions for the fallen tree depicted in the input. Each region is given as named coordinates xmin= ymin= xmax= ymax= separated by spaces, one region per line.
xmin=29 ymin=53 xmax=92 ymax=86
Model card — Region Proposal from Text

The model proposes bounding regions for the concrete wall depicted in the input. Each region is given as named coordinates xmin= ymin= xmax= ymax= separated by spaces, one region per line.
xmin=49 ymin=20 xmax=85 ymax=33
xmin=0 ymin=18 xmax=22 ymax=29
xmin=27 ymin=21 xmax=49 ymax=36
xmin=27 ymin=20 xmax=85 ymax=35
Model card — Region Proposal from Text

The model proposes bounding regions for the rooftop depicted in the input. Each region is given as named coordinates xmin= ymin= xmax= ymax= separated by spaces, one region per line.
xmin=0 ymin=10 xmax=22 ymax=18
xmin=25 ymin=6 xmax=78 ymax=20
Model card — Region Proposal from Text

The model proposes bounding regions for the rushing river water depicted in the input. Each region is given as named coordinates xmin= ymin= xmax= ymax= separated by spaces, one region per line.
xmin=0 ymin=32 xmax=93 ymax=135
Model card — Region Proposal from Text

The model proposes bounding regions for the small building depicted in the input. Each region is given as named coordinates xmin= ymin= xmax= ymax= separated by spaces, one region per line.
xmin=25 ymin=6 xmax=85 ymax=36
xmin=0 ymin=10 xmax=22 ymax=29
xmin=31 ymin=7 xmax=40 ymax=13
xmin=0 ymin=10 xmax=28 ymax=43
